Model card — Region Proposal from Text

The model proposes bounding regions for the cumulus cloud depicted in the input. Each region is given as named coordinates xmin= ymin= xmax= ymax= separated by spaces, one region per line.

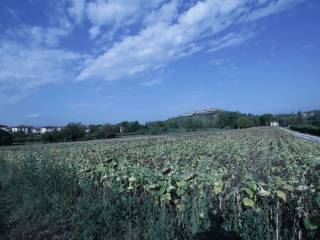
xmin=79 ymin=0 xmax=301 ymax=82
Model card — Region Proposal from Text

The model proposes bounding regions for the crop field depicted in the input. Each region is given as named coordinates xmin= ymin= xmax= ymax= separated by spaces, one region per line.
xmin=1 ymin=127 xmax=320 ymax=239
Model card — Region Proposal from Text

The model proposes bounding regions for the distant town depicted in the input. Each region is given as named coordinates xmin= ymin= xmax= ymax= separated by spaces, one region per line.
xmin=0 ymin=125 xmax=62 ymax=135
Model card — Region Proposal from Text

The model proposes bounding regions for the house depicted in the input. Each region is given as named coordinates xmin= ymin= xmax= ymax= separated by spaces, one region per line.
xmin=270 ymin=121 xmax=280 ymax=127
xmin=0 ymin=124 xmax=8 ymax=131
xmin=11 ymin=125 xmax=33 ymax=134
xmin=40 ymin=126 xmax=62 ymax=134
xmin=32 ymin=128 xmax=41 ymax=134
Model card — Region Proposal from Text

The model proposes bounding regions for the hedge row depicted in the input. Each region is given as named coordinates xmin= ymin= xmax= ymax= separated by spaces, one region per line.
xmin=290 ymin=125 xmax=320 ymax=137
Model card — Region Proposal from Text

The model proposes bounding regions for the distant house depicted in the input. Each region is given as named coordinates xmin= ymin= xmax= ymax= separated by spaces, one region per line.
xmin=0 ymin=124 xmax=9 ymax=131
xmin=181 ymin=108 xmax=217 ymax=117
xmin=40 ymin=126 xmax=62 ymax=134
xmin=119 ymin=126 xmax=125 ymax=133
xmin=32 ymin=128 xmax=41 ymax=134
xmin=11 ymin=125 xmax=33 ymax=134
xmin=270 ymin=121 xmax=280 ymax=127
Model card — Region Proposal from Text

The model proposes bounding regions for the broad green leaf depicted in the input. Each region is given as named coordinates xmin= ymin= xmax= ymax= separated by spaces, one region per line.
xmin=316 ymin=193 xmax=320 ymax=207
xmin=258 ymin=186 xmax=271 ymax=197
xmin=245 ymin=181 xmax=257 ymax=191
xmin=243 ymin=187 xmax=254 ymax=198
xmin=128 ymin=176 xmax=136 ymax=183
xmin=243 ymin=198 xmax=254 ymax=207
xmin=213 ymin=183 xmax=223 ymax=195
xmin=176 ymin=181 xmax=188 ymax=190
xmin=276 ymin=191 xmax=286 ymax=202
xmin=96 ymin=163 xmax=106 ymax=172
xmin=304 ymin=218 xmax=318 ymax=230
xmin=157 ymin=182 xmax=168 ymax=196
xmin=283 ymin=184 xmax=294 ymax=191
xmin=177 ymin=188 xmax=186 ymax=197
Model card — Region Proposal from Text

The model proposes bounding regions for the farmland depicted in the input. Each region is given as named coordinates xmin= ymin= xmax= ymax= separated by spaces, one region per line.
xmin=1 ymin=127 xmax=320 ymax=239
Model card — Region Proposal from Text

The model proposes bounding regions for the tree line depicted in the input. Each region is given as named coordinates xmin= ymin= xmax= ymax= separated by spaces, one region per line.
xmin=1 ymin=110 xmax=320 ymax=146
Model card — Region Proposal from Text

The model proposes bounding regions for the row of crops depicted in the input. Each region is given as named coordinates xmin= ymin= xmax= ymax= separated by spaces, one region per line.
xmin=1 ymin=127 xmax=320 ymax=239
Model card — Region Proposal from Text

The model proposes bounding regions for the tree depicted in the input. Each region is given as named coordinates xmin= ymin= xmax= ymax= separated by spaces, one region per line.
xmin=128 ymin=121 xmax=140 ymax=132
xmin=148 ymin=121 xmax=168 ymax=134
xmin=297 ymin=111 xmax=304 ymax=124
xmin=88 ymin=124 xmax=101 ymax=136
xmin=42 ymin=130 xmax=62 ymax=143
xmin=61 ymin=123 xmax=85 ymax=141
xmin=239 ymin=116 xmax=253 ymax=129
xmin=259 ymin=114 xmax=274 ymax=126
xmin=97 ymin=124 xmax=116 ymax=139
xmin=217 ymin=111 xmax=240 ymax=129
xmin=311 ymin=111 xmax=320 ymax=127
xmin=0 ymin=129 xmax=13 ymax=146
xmin=119 ymin=121 xmax=129 ymax=133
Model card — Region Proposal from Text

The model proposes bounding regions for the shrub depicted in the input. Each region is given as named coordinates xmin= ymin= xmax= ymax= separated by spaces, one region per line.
xmin=290 ymin=125 xmax=320 ymax=137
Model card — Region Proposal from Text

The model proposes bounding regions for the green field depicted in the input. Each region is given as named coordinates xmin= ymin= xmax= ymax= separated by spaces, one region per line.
xmin=1 ymin=127 xmax=320 ymax=239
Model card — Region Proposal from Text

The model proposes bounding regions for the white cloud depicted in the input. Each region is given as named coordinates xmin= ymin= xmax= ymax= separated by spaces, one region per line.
xmin=0 ymin=41 xmax=83 ymax=104
xmin=210 ymin=58 xmax=225 ymax=66
xmin=78 ymin=0 xmax=302 ymax=82
xmin=0 ymin=0 xmax=305 ymax=105
xmin=143 ymin=0 xmax=179 ymax=27
xmin=68 ymin=0 xmax=86 ymax=24
xmin=140 ymin=79 xmax=163 ymax=87
xmin=208 ymin=31 xmax=255 ymax=52
xmin=5 ymin=25 xmax=70 ymax=48
xmin=245 ymin=0 xmax=302 ymax=21
xmin=86 ymin=0 xmax=166 ymax=39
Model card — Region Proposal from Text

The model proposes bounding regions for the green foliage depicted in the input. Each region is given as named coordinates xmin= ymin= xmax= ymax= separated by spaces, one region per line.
xmin=290 ymin=124 xmax=320 ymax=137
xmin=1 ymin=128 xmax=320 ymax=239
xmin=147 ymin=121 xmax=168 ymax=134
xmin=62 ymin=122 xmax=86 ymax=141
xmin=259 ymin=114 xmax=274 ymax=126
xmin=42 ymin=130 xmax=63 ymax=143
xmin=304 ymin=217 xmax=319 ymax=231
xmin=96 ymin=124 xmax=116 ymax=139
xmin=0 ymin=129 xmax=12 ymax=146
xmin=243 ymin=198 xmax=255 ymax=208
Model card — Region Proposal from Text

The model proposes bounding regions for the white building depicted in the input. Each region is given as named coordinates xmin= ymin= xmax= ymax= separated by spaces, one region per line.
xmin=0 ymin=124 xmax=8 ymax=131
xmin=270 ymin=121 xmax=280 ymax=127
xmin=11 ymin=126 xmax=33 ymax=134
xmin=32 ymin=128 xmax=41 ymax=134
xmin=40 ymin=126 xmax=62 ymax=134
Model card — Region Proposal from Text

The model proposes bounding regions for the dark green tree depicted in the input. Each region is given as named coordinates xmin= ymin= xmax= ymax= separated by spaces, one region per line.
xmin=42 ymin=130 xmax=62 ymax=143
xmin=297 ymin=111 xmax=304 ymax=124
xmin=0 ymin=129 xmax=13 ymax=146
xmin=62 ymin=123 xmax=85 ymax=141
xmin=259 ymin=114 xmax=274 ymax=126
xmin=97 ymin=124 xmax=116 ymax=139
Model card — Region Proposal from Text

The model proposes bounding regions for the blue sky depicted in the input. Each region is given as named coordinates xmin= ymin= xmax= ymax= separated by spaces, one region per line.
xmin=0 ymin=0 xmax=319 ymax=126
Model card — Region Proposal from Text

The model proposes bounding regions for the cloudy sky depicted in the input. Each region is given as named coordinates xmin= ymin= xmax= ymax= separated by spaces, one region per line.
xmin=0 ymin=0 xmax=319 ymax=126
